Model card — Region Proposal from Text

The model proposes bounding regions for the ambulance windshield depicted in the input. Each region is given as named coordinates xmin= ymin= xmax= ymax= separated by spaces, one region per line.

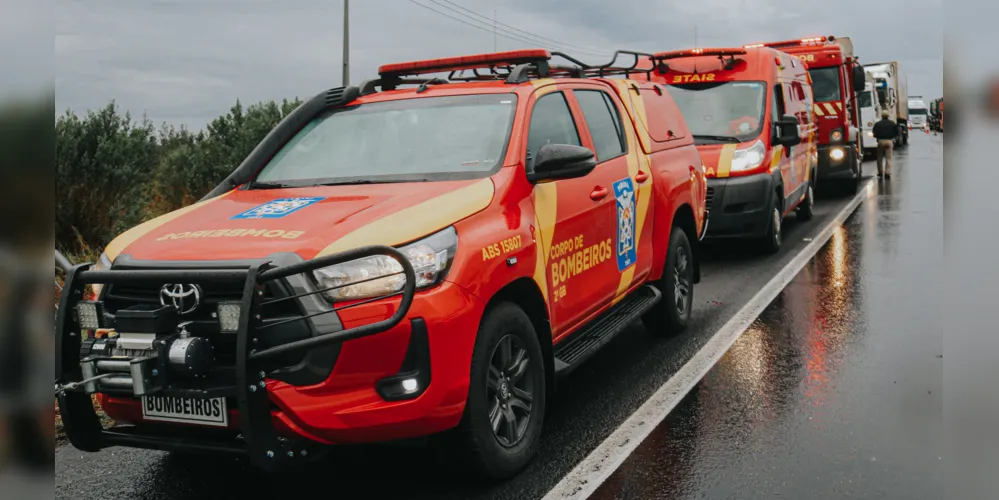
xmin=251 ymin=94 xmax=517 ymax=186
xmin=667 ymin=81 xmax=767 ymax=144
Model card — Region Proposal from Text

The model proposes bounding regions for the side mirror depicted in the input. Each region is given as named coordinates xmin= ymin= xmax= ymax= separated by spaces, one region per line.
xmin=853 ymin=66 xmax=866 ymax=93
xmin=527 ymin=144 xmax=596 ymax=183
xmin=774 ymin=114 xmax=801 ymax=147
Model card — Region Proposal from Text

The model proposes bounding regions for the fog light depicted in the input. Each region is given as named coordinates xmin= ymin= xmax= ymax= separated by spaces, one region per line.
xmin=76 ymin=301 xmax=103 ymax=330
xmin=830 ymin=148 xmax=845 ymax=161
xmin=217 ymin=302 xmax=241 ymax=333
xmin=401 ymin=378 xmax=419 ymax=393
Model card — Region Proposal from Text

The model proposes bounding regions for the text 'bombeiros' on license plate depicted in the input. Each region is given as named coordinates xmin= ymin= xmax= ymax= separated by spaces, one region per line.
xmin=141 ymin=395 xmax=228 ymax=427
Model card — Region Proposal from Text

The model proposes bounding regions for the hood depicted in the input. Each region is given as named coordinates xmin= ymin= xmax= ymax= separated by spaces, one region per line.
xmin=105 ymin=178 xmax=495 ymax=262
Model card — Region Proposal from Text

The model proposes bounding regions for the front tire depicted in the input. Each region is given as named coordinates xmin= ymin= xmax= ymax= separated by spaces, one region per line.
xmin=642 ymin=227 xmax=694 ymax=336
xmin=453 ymin=302 xmax=546 ymax=480
xmin=796 ymin=180 xmax=815 ymax=221
xmin=761 ymin=194 xmax=782 ymax=254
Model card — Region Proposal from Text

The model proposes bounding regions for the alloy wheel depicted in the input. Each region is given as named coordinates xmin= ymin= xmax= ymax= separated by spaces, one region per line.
xmin=486 ymin=334 xmax=535 ymax=448
xmin=672 ymin=244 xmax=691 ymax=315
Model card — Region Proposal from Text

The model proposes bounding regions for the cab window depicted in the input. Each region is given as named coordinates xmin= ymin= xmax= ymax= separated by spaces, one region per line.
xmin=773 ymin=84 xmax=786 ymax=119
xmin=573 ymin=90 xmax=626 ymax=162
xmin=526 ymin=92 xmax=581 ymax=170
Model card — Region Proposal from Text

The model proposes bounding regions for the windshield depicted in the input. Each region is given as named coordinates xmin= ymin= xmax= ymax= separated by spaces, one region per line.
xmin=808 ymin=66 xmax=842 ymax=102
xmin=859 ymin=91 xmax=874 ymax=108
xmin=909 ymin=108 xmax=928 ymax=115
xmin=251 ymin=94 xmax=517 ymax=186
xmin=667 ymin=81 xmax=767 ymax=143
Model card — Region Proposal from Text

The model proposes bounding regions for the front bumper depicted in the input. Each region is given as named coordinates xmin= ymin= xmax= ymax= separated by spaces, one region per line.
xmin=816 ymin=143 xmax=858 ymax=180
xmin=702 ymin=173 xmax=777 ymax=240
xmin=56 ymin=245 xmax=477 ymax=469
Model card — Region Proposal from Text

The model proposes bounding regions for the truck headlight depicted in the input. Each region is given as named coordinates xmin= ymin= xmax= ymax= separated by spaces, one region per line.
xmin=830 ymin=129 xmax=843 ymax=142
xmin=730 ymin=140 xmax=767 ymax=172
xmin=90 ymin=252 xmax=113 ymax=298
xmin=313 ymin=226 xmax=458 ymax=301
xmin=830 ymin=147 xmax=846 ymax=161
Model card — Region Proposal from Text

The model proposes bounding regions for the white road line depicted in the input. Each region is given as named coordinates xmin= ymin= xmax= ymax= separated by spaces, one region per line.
xmin=542 ymin=179 xmax=876 ymax=500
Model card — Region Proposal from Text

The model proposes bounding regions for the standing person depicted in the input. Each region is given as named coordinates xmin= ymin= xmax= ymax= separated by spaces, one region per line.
xmin=872 ymin=110 xmax=897 ymax=179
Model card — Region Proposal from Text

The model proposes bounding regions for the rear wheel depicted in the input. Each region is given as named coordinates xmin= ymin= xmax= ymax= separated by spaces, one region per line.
xmin=642 ymin=227 xmax=693 ymax=336
xmin=453 ymin=302 xmax=546 ymax=480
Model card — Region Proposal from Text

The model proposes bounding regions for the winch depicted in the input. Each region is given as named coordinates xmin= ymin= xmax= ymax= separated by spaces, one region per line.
xmin=75 ymin=303 xmax=215 ymax=396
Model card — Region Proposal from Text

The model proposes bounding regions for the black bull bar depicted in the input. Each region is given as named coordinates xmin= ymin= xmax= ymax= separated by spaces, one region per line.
xmin=55 ymin=245 xmax=417 ymax=468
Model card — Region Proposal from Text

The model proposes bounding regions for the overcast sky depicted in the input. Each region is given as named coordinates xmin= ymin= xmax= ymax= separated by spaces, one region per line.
xmin=54 ymin=0 xmax=942 ymax=131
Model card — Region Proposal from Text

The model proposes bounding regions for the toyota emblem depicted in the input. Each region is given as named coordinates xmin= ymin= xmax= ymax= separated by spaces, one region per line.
xmin=159 ymin=284 xmax=203 ymax=315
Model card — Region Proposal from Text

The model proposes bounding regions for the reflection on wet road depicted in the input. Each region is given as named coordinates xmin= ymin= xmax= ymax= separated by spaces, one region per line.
xmin=56 ymin=137 xmax=941 ymax=500
xmin=592 ymin=136 xmax=943 ymax=499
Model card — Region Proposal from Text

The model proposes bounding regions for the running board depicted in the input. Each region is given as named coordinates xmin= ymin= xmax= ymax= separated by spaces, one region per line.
xmin=553 ymin=284 xmax=661 ymax=378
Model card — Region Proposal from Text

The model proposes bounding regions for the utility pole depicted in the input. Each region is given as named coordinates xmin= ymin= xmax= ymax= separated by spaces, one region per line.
xmin=342 ymin=0 xmax=350 ymax=86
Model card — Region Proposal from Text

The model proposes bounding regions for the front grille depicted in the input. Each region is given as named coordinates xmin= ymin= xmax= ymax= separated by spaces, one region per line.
xmin=705 ymin=187 xmax=715 ymax=212
xmin=101 ymin=278 xmax=302 ymax=367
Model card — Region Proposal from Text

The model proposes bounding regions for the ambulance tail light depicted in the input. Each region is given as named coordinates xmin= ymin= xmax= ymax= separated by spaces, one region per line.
xmin=730 ymin=140 xmax=767 ymax=173
xmin=378 ymin=49 xmax=551 ymax=78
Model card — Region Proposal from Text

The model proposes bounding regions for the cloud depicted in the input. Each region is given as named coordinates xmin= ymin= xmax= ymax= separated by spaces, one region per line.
xmin=54 ymin=0 xmax=943 ymax=130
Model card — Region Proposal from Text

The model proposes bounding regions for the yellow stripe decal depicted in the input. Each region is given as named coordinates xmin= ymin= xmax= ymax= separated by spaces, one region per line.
xmin=104 ymin=190 xmax=234 ymax=260
xmin=716 ymin=144 xmax=737 ymax=178
xmin=316 ymin=178 xmax=494 ymax=257
xmin=769 ymin=145 xmax=784 ymax=172
xmin=813 ymin=104 xmax=824 ymax=116
xmin=528 ymin=80 xmax=559 ymax=304
xmin=824 ymin=103 xmax=837 ymax=115
xmin=532 ymin=182 xmax=558 ymax=303
xmin=614 ymin=84 xmax=653 ymax=298
xmin=836 ymin=102 xmax=843 ymax=111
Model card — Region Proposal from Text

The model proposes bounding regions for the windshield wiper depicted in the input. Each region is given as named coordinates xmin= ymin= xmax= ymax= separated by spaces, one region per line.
xmin=246 ymin=181 xmax=294 ymax=189
xmin=693 ymin=134 xmax=742 ymax=143
xmin=315 ymin=179 xmax=377 ymax=186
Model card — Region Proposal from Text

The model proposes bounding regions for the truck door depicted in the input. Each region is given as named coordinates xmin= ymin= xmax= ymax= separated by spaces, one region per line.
xmin=526 ymin=89 xmax=619 ymax=335
xmin=569 ymin=84 xmax=654 ymax=300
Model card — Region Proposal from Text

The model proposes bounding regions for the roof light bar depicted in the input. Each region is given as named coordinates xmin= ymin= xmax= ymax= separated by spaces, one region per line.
xmin=744 ymin=36 xmax=836 ymax=49
xmin=378 ymin=49 xmax=551 ymax=78
xmin=652 ymin=47 xmax=747 ymax=60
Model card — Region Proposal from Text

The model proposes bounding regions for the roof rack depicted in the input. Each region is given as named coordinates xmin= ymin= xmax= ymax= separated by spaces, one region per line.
xmin=357 ymin=48 xmax=656 ymax=96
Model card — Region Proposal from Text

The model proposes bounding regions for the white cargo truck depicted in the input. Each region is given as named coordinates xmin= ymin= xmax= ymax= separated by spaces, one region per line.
xmin=858 ymin=70 xmax=881 ymax=158
xmin=908 ymin=95 xmax=929 ymax=131
xmin=864 ymin=61 xmax=909 ymax=147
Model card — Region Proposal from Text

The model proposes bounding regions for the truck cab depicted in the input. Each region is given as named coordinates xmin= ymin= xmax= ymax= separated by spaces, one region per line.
xmin=859 ymin=71 xmax=881 ymax=157
xmin=747 ymin=36 xmax=866 ymax=193
xmin=908 ymin=96 xmax=929 ymax=131
xmin=640 ymin=46 xmax=818 ymax=253
xmin=55 ymin=48 xmax=707 ymax=479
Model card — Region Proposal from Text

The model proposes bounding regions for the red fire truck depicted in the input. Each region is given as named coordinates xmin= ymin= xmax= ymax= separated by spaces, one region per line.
xmin=746 ymin=36 xmax=866 ymax=193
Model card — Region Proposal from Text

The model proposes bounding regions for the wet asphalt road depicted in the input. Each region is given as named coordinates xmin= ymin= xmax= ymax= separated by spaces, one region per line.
xmin=55 ymin=135 xmax=941 ymax=500
xmin=591 ymin=133 xmax=943 ymax=499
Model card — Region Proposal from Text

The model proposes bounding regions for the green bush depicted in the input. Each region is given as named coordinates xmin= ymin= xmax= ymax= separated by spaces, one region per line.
xmin=55 ymin=97 xmax=304 ymax=256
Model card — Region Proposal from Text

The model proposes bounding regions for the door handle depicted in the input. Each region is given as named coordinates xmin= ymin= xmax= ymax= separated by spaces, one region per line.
xmin=635 ymin=170 xmax=649 ymax=183
xmin=590 ymin=186 xmax=608 ymax=201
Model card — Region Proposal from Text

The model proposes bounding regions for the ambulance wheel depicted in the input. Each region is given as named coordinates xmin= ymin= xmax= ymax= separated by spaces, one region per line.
xmin=797 ymin=180 xmax=815 ymax=221
xmin=761 ymin=194 xmax=782 ymax=254
xmin=453 ymin=301 xmax=546 ymax=480
xmin=642 ymin=227 xmax=693 ymax=336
